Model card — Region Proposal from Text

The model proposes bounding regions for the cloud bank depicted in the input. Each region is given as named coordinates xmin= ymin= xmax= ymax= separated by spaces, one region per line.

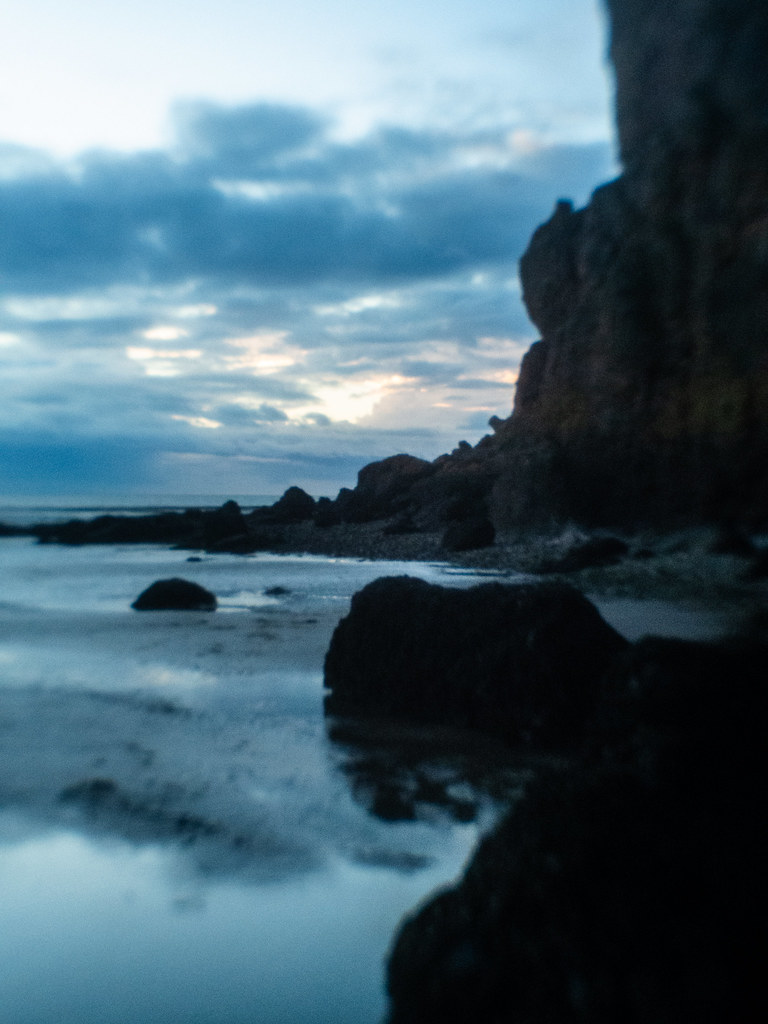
xmin=0 ymin=103 xmax=615 ymax=497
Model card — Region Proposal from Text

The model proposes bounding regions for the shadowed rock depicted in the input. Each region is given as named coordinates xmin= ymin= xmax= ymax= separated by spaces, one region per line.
xmin=487 ymin=0 xmax=768 ymax=533
xmin=131 ymin=578 xmax=217 ymax=611
xmin=386 ymin=638 xmax=768 ymax=1023
xmin=324 ymin=576 xmax=627 ymax=748
xmin=332 ymin=455 xmax=437 ymax=524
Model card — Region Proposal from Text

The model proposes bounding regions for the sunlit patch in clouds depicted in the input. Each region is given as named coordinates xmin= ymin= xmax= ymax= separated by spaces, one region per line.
xmin=314 ymin=293 xmax=404 ymax=318
xmin=292 ymin=374 xmax=417 ymax=425
xmin=224 ymin=333 xmax=305 ymax=374
xmin=142 ymin=325 xmax=190 ymax=342
xmin=171 ymin=414 xmax=222 ymax=430
xmin=126 ymin=347 xmax=204 ymax=377
xmin=174 ymin=303 xmax=218 ymax=319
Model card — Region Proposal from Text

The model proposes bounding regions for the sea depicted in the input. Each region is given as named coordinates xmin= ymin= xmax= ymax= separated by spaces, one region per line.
xmin=0 ymin=496 xmax=524 ymax=1024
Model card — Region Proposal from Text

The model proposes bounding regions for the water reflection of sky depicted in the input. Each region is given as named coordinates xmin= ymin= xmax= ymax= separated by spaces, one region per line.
xmin=0 ymin=542 xmax=517 ymax=1023
xmin=0 ymin=822 xmax=475 ymax=1024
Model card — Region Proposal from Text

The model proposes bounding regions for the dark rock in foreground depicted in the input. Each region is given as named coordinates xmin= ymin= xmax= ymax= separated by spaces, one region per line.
xmin=131 ymin=578 xmax=217 ymax=611
xmin=386 ymin=638 xmax=768 ymax=1023
xmin=324 ymin=577 xmax=627 ymax=748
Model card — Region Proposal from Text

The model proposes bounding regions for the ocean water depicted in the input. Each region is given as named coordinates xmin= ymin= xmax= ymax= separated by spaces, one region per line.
xmin=0 ymin=507 xmax=522 ymax=1024
xmin=0 ymin=493 xmax=282 ymax=526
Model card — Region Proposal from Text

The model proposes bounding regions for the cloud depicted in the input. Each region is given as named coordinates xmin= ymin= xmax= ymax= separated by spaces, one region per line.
xmin=0 ymin=101 xmax=615 ymax=495
xmin=173 ymin=101 xmax=326 ymax=171
xmin=0 ymin=103 xmax=613 ymax=293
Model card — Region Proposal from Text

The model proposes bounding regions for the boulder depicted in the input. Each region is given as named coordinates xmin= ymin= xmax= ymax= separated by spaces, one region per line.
xmin=382 ymin=513 xmax=420 ymax=536
xmin=34 ymin=511 xmax=200 ymax=546
xmin=324 ymin=577 xmax=627 ymax=748
xmin=131 ymin=578 xmax=217 ymax=611
xmin=313 ymin=496 xmax=342 ymax=528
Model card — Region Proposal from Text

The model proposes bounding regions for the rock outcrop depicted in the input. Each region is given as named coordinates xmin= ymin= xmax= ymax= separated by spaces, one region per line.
xmin=324 ymin=577 xmax=627 ymax=748
xmin=312 ymin=0 xmax=768 ymax=538
xmin=491 ymin=0 xmax=768 ymax=531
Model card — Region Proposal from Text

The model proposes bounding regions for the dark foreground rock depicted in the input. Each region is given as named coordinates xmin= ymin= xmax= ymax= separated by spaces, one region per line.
xmin=324 ymin=577 xmax=627 ymax=748
xmin=386 ymin=637 xmax=768 ymax=1023
xmin=131 ymin=578 xmax=217 ymax=611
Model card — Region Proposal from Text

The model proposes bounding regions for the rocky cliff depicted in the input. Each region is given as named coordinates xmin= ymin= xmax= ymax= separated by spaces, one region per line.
xmin=338 ymin=0 xmax=768 ymax=537
xmin=488 ymin=0 xmax=768 ymax=532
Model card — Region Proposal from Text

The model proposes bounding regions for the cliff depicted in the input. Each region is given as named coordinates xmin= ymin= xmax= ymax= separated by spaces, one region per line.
xmin=379 ymin=16 xmax=768 ymax=1020
xmin=339 ymin=0 xmax=768 ymax=537
xmin=488 ymin=0 xmax=768 ymax=532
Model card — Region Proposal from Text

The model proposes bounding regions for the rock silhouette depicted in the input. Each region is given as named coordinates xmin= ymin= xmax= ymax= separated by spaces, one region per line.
xmin=131 ymin=578 xmax=217 ymax=611
xmin=324 ymin=576 xmax=627 ymax=748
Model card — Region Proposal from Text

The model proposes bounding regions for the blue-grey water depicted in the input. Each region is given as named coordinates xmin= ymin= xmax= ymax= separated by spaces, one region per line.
xmin=0 ymin=506 xmax=522 ymax=1024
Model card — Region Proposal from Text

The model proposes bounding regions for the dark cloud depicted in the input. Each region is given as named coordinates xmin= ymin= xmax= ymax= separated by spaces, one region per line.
xmin=400 ymin=359 xmax=462 ymax=382
xmin=173 ymin=101 xmax=327 ymax=172
xmin=210 ymin=403 xmax=290 ymax=426
xmin=2 ymin=316 xmax=149 ymax=347
xmin=172 ymin=374 xmax=313 ymax=403
xmin=251 ymin=403 xmax=290 ymax=422
xmin=0 ymin=102 xmax=613 ymax=294
xmin=0 ymin=101 xmax=615 ymax=495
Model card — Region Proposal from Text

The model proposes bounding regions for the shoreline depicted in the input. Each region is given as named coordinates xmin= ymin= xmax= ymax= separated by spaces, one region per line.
xmin=234 ymin=518 xmax=767 ymax=624
xmin=3 ymin=509 xmax=764 ymax=638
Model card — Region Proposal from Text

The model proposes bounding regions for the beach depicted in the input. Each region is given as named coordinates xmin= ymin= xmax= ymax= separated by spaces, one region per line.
xmin=0 ymin=501 xmax=764 ymax=1023
xmin=0 ymin=531 xmax=529 ymax=1024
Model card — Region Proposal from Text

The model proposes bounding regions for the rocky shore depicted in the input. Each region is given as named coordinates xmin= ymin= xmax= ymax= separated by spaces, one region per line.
xmin=4 ymin=487 xmax=764 ymax=618
xmin=2 ymin=0 xmax=766 ymax=1018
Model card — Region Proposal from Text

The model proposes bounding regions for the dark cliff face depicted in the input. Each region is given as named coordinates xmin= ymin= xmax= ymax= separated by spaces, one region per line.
xmin=308 ymin=0 xmax=767 ymax=538
xmin=488 ymin=0 xmax=768 ymax=532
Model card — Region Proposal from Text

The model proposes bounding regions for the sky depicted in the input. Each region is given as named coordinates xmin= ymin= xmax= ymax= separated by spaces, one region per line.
xmin=0 ymin=0 xmax=616 ymax=500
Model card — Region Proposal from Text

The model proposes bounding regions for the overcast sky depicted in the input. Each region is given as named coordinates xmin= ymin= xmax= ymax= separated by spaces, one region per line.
xmin=0 ymin=0 xmax=616 ymax=500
